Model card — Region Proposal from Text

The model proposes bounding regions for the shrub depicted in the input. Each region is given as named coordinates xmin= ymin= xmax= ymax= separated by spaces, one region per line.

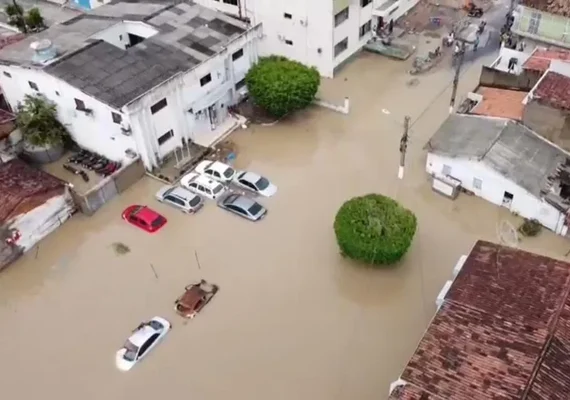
xmin=245 ymin=55 xmax=320 ymax=118
xmin=518 ymin=218 xmax=542 ymax=237
xmin=16 ymin=94 xmax=69 ymax=146
xmin=26 ymin=8 xmax=45 ymax=31
xmin=334 ymin=194 xmax=417 ymax=266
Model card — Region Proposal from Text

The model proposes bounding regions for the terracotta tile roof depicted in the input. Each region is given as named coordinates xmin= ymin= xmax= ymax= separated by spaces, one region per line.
xmin=523 ymin=49 xmax=570 ymax=72
xmin=532 ymin=71 xmax=570 ymax=111
xmin=388 ymin=241 xmax=570 ymax=400
xmin=471 ymin=87 xmax=527 ymax=120
xmin=520 ymin=0 xmax=570 ymax=17
xmin=388 ymin=385 xmax=443 ymax=400
xmin=0 ymin=159 xmax=65 ymax=224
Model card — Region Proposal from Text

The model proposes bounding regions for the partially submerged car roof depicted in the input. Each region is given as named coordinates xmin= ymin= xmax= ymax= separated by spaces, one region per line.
xmin=226 ymin=194 xmax=256 ymax=209
xmin=178 ymin=285 xmax=206 ymax=308
xmin=132 ymin=206 xmax=161 ymax=223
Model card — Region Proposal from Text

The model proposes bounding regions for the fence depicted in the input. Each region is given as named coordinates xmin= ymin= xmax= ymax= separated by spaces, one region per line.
xmin=71 ymin=157 xmax=145 ymax=216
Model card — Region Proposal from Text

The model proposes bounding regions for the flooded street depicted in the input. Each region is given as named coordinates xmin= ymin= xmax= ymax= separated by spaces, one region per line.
xmin=2 ymin=50 xmax=569 ymax=400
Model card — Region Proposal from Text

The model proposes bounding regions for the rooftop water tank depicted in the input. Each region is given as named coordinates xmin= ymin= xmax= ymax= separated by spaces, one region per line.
xmin=30 ymin=39 xmax=57 ymax=64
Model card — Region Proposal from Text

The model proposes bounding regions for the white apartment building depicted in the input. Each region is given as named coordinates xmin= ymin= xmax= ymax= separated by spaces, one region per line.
xmin=0 ymin=0 xmax=261 ymax=171
xmin=66 ymin=0 xmax=420 ymax=77
xmin=194 ymin=0 xmax=421 ymax=77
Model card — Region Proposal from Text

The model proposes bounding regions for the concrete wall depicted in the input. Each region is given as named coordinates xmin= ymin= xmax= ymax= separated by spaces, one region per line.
xmin=514 ymin=5 xmax=570 ymax=49
xmin=479 ymin=66 xmax=539 ymax=91
xmin=523 ymin=100 xmax=570 ymax=151
xmin=426 ymin=152 xmax=566 ymax=234
xmin=0 ymin=65 xmax=135 ymax=163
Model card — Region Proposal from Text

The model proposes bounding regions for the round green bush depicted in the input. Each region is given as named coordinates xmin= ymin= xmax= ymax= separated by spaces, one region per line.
xmin=334 ymin=194 xmax=417 ymax=266
xmin=245 ymin=55 xmax=320 ymax=118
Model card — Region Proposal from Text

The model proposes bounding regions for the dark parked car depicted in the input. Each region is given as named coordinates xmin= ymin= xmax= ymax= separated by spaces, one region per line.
xmin=217 ymin=193 xmax=267 ymax=221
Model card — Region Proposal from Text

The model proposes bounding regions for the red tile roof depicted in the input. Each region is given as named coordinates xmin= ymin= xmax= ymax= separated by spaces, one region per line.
xmin=520 ymin=0 xmax=570 ymax=17
xmin=388 ymin=385 xmax=443 ymax=400
xmin=0 ymin=159 xmax=66 ymax=224
xmin=522 ymin=49 xmax=570 ymax=72
xmin=472 ymin=87 xmax=527 ymax=120
xmin=388 ymin=240 xmax=570 ymax=400
xmin=532 ymin=71 xmax=570 ymax=111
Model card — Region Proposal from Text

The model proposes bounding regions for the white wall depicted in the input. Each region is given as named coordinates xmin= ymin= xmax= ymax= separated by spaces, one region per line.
xmin=0 ymin=66 xmax=136 ymax=163
xmin=9 ymin=190 xmax=74 ymax=252
xmin=91 ymin=22 xmax=159 ymax=50
xmin=372 ymin=0 xmax=419 ymax=23
xmin=426 ymin=153 xmax=565 ymax=234
xmin=123 ymin=28 xmax=259 ymax=169
xmin=196 ymin=0 xmax=378 ymax=78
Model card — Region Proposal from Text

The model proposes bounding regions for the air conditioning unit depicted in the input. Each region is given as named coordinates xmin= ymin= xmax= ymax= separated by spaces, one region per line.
xmin=120 ymin=123 xmax=132 ymax=136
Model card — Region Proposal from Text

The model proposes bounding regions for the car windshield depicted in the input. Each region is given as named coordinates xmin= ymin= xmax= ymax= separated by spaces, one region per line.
xmin=151 ymin=216 xmax=165 ymax=228
xmin=213 ymin=185 xmax=224 ymax=194
xmin=248 ymin=203 xmax=263 ymax=215
xmin=131 ymin=206 xmax=143 ymax=216
xmin=255 ymin=177 xmax=270 ymax=190
xmin=123 ymin=340 xmax=139 ymax=361
xmin=189 ymin=196 xmax=201 ymax=207
xmin=223 ymin=167 xmax=235 ymax=178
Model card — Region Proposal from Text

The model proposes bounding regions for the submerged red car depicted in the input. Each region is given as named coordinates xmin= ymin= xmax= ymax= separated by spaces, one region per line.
xmin=122 ymin=205 xmax=167 ymax=233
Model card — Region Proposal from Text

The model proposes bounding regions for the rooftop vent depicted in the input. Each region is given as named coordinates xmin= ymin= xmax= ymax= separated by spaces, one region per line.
xmin=30 ymin=39 xmax=57 ymax=64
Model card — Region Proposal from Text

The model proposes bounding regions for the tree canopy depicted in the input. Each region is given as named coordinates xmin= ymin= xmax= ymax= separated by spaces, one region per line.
xmin=334 ymin=194 xmax=417 ymax=266
xmin=245 ymin=56 xmax=320 ymax=118
xmin=16 ymin=95 xmax=68 ymax=147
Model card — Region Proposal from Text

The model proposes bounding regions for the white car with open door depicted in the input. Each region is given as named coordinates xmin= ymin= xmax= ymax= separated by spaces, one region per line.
xmin=115 ymin=316 xmax=171 ymax=371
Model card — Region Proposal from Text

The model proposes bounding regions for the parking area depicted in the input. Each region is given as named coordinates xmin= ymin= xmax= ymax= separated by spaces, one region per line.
xmin=1 ymin=51 xmax=569 ymax=400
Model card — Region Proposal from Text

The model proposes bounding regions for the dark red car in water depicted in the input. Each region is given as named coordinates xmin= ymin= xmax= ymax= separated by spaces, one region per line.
xmin=122 ymin=205 xmax=167 ymax=233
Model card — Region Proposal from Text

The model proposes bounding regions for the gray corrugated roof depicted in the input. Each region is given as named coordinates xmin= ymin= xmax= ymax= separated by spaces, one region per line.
xmin=424 ymin=114 xmax=508 ymax=159
xmin=0 ymin=0 xmax=249 ymax=109
xmin=426 ymin=114 xmax=570 ymax=197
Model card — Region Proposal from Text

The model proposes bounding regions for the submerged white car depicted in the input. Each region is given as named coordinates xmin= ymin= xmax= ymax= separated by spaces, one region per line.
xmin=115 ymin=316 xmax=171 ymax=371
xmin=233 ymin=171 xmax=277 ymax=197
xmin=180 ymin=172 xmax=227 ymax=200
xmin=194 ymin=160 xmax=236 ymax=184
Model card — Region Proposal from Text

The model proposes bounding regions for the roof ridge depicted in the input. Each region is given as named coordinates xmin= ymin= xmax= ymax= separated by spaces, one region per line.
xmin=478 ymin=120 xmax=507 ymax=161
xmin=521 ymin=270 xmax=570 ymax=399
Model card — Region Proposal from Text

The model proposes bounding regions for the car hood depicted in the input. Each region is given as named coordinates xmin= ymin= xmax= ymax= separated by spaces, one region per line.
xmin=259 ymin=183 xmax=277 ymax=197
xmin=155 ymin=185 xmax=172 ymax=200
xmin=115 ymin=349 xmax=134 ymax=372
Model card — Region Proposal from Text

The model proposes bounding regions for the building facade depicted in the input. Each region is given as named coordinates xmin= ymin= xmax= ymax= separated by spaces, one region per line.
xmin=0 ymin=1 xmax=261 ymax=171
xmin=513 ymin=1 xmax=570 ymax=49
xmin=195 ymin=0 xmax=420 ymax=77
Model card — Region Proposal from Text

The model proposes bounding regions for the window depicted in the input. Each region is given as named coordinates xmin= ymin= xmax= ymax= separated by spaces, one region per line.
xmin=200 ymin=73 xmax=212 ymax=87
xmin=285 ymin=39 xmax=293 ymax=45
xmin=334 ymin=37 xmax=348 ymax=57
xmin=166 ymin=195 xmax=185 ymax=206
xmin=150 ymin=98 xmax=167 ymax=114
xmin=223 ymin=0 xmax=238 ymax=5
xmin=74 ymin=98 xmax=86 ymax=110
xmin=158 ymin=129 xmax=174 ymax=145
xmin=442 ymin=164 xmax=451 ymax=175
xmin=473 ymin=178 xmax=482 ymax=190
xmin=361 ymin=0 xmax=372 ymax=6
xmin=139 ymin=334 xmax=159 ymax=357
xmin=284 ymin=13 xmax=292 ymax=19
xmin=28 ymin=81 xmax=38 ymax=91
xmin=232 ymin=49 xmax=243 ymax=61
xmin=529 ymin=12 xmax=541 ymax=35
xmin=334 ymin=7 xmax=349 ymax=27
xmin=235 ymin=78 xmax=246 ymax=90
xmin=111 ymin=112 xmax=122 ymax=124
xmin=3 ymin=71 xmax=11 ymax=78
xmin=55 ymin=91 xmax=60 ymax=96
xmin=359 ymin=20 xmax=372 ymax=38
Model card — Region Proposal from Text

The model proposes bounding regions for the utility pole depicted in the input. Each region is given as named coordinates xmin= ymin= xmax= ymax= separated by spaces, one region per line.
xmin=449 ymin=40 xmax=467 ymax=114
xmin=398 ymin=116 xmax=411 ymax=180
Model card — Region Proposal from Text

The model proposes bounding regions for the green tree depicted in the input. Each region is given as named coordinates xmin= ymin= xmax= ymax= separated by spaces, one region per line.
xmin=16 ymin=94 xmax=69 ymax=146
xmin=5 ymin=0 xmax=27 ymax=33
xmin=25 ymin=7 xmax=45 ymax=31
xmin=245 ymin=55 xmax=320 ymax=118
xmin=334 ymin=194 xmax=417 ymax=266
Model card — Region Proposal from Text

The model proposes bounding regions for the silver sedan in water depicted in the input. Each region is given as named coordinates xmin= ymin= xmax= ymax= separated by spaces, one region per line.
xmin=155 ymin=185 xmax=204 ymax=213
xmin=217 ymin=193 xmax=267 ymax=221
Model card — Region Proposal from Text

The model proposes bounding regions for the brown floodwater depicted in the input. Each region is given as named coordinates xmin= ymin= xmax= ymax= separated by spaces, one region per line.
xmin=1 ymin=51 xmax=569 ymax=400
